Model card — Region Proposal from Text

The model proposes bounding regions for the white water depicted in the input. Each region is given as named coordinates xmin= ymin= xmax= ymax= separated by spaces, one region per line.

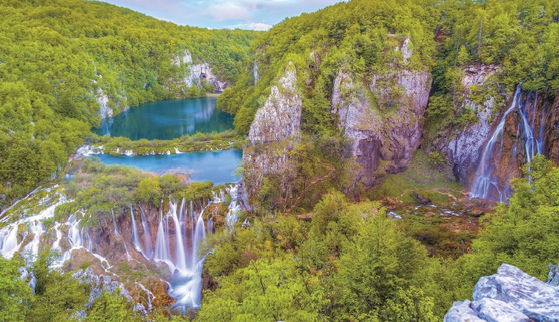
xmin=130 ymin=206 xmax=143 ymax=253
xmin=1 ymin=182 xmax=242 ymax=312
xmin=470 ymin=84 xmax=544 ymax=202
xmin=139 ymin=205 xmax=153 ymax=259
xmin=0 ymin=190 xmax=68 ymax=259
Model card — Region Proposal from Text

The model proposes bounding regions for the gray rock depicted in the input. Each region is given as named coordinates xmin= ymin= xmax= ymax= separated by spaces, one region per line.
xmin=471 ymin=298 xmax=531 ymax=322
xmin=331 ymin=69 xmax=431 ymax=188
xmin=248 ymin=62 xmax=302 ymax=144
xmin=445 ymin=264 xmax=559 ymax=322
xmin=473 ymin=264 xmax=559 ymax=321
xmin=444 ymin=300 xmax=487 ymax=322
xmin=548 ymin=264 xmax=559 ymax=286
xmin=444 ymin=65 xmax=502 ymax=186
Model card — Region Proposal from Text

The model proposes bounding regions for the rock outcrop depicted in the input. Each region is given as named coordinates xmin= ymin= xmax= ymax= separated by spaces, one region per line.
xmin=173 ymin=50 xmax=227 ymax=93
xmin=331 ymin=68 xmax=431 ymax=187
xmin=445 ymin=65 xmax=502 ymax=186
xmin=243 ymin=62 xmax=302 ymax=199
xmin=444 ymin=264 xmax=559 ymax=322
xmin=248 ymin=62 xmax=302 ymax=144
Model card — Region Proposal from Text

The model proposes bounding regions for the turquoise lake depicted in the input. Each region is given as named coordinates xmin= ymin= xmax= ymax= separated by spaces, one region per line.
xmin=91 ymin=97 xmax=241 ymax=183
xmin=92 ymin=149 xmax=242 ymax=184
xmin=95 ymin=98 xmax=234 ymax=140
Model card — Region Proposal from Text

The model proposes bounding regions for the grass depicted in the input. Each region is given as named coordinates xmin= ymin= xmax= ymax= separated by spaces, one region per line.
xmin=368 ymin=150 xmax=466 ymax=204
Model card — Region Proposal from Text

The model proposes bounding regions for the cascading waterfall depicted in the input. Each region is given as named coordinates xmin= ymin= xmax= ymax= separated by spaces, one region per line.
xmin=139 ymin=205 xmax=153 ymax=259
xmin=470 ymin=84 xmax=545 ymax=202
xmin=1 ymin=182 xmax=242 ymax=311
xmin=0 ymin=191 xmax=67 ymax=260
xmin=130 ymin=205 xmax=143 ymax=253
xmin=112 ymin=209 xmax=121 ymax=238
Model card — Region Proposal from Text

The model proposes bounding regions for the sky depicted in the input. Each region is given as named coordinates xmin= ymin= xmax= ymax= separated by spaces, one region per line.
xmin=101 ymin=0 xmax=344 ymax=30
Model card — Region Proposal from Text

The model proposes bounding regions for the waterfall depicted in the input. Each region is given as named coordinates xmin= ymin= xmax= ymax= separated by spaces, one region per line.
xmin=154 ymin=211 xmax=174 ymax=271
xmin=0 ymin=225 xmax=20 ymax=259
xmin=22 ymin=221 xmax=45 ymax=259
xmin=112 ymin=209 xmax=121 ymax=238
xmin=130 ymin=205 xmax=143 ymax=253
xmin=0 ymin=190 xmax=67 ymax=260
xmin=225 ymin=185 xmax=241 ymax=229
xmin=470 ymin=84 xmax=542 ymax=202
xmin=139 ymin=205 xmax=153 ymax=259
xmin=169 ymin=201 xmax=187 ymax=272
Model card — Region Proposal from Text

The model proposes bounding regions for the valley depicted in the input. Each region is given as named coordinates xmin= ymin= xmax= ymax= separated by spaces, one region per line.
xmin=1 ymin=0 xmax=559 ymax=321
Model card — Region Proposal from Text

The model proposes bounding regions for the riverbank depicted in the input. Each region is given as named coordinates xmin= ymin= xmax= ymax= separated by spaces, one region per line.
xmin=85 ymin=130 xmax=247 ymax=156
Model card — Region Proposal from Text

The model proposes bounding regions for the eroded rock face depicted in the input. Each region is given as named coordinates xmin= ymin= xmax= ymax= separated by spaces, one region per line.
xmin=444 ymin=264 xmax=559 ymax=322
xmin=248 ymin=62 xmax=302 ymax=144
xmin=172 ymin=50 xmax=227 ymax=93
xmin=331 ymin=69 xmax=431 ymax=187
xmin=446 ymin=65 xmax=502 ymax=186
xmin=243 ymin=62 xmax=301 ymax=199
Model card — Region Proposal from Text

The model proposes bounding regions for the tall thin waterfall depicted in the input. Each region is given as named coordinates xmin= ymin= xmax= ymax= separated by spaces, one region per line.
xmin=112 ymin=209 xmax=121 ymax=238
xmin=470 ymin=84 xmax=544 ymax=202
xmin=139 ymin=205 xmax=153 ymax=259
xmin=130 ymin=205 xmax=142 ymax=253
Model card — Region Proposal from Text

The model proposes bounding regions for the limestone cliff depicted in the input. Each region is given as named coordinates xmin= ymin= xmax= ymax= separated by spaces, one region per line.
xmin=243 ymin=62 xmax=302 ymax=200
xmin=445 ymin=264 xmax=559 ymax=321
xmin=173 ymin=50 xmax=227 ymax=93
xmin=248 ymin=62 xmax=301 ymax=144
xmin=444 ymin=65 xmax=504 ymax=186
xmin=331 ymin=69 xmax=431 ymax=187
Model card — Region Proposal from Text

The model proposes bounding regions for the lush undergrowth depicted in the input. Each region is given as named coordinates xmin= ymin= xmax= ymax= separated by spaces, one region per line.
xmin=368 ymin=151 xmax=465 ymax=204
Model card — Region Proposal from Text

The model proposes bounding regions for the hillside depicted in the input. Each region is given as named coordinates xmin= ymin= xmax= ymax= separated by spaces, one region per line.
xmin=0 ymin=0 xmax=259 ymax=208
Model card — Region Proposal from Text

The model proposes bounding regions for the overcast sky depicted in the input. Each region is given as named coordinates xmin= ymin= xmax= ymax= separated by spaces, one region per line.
xmin=101 ymin=0 xmax=344 ymax=30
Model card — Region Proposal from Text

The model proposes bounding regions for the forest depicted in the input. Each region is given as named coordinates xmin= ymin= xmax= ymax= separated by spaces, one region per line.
xmin=0 ymin=0 xmax=259 ymax=208
xmin=2 ymin=0 xmax=559 ymax=321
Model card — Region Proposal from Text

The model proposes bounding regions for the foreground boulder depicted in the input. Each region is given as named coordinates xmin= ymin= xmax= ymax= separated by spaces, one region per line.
xmin=445 ymin=264 xmax=559 ymax=321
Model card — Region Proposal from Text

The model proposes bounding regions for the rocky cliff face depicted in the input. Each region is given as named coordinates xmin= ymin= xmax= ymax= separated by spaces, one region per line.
xmin=331 ymin=69 xmax=431 ymax=187
xmin=173 ymin=50 xmax=227 ymax=93
xmin=243 ymin=62 xmax=302 ymax=199
xmin=248 ymin=62 xmax=301 ymax=144
xmin=445 ymin=264 xmax=559 ymax=322
xmin=444 ymin=65 xmax=503 ymax=186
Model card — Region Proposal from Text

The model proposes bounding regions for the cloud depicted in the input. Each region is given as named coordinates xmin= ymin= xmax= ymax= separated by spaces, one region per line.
xmin=102 ymin=0 xmax=344 ymax=29
xmin=225 ymin=22 xmax=273 ymax=31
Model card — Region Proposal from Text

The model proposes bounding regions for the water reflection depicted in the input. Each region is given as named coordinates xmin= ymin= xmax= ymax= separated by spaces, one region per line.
xmin=96 ymin=98 xmax=234 ymax=140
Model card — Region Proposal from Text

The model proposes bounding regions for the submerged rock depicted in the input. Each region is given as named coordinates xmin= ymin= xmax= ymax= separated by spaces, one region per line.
xmin=444 ymin=264 xmax=559 ymax=321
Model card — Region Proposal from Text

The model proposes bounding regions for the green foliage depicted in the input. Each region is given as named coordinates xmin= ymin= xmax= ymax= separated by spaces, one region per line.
xmin=198 ymin=255 xmax=326 ymax=322
xmin=452 ymin=155 xmax=559 ymax=299
xmin=0 ymin=257 xmax=33 ymax=322
xmin=0 ymin=0 xmax=258 ymax=209
xmin=136 ymin=178 xmax=162 ymax=207
xmin=87 ymin=130 xmax=246 ymax=155
xmin=224 ymin=0 xmax=439 ymax=135
xmin=26 ymin=249 xmax=90 ymax=321
xmin=84 ymin=289 xmax=137 ymax=322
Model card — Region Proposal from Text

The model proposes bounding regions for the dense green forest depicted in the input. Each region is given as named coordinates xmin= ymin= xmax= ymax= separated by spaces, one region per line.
xmin=2 ymin=157 xmax=558 ymax=321
xmin=0 ymin=0 xmax=259 ymax=208
xmin=221 ymin=0 xmax=559 ymax=135
xmin=2 ymin=0 xmax=559 ymax=321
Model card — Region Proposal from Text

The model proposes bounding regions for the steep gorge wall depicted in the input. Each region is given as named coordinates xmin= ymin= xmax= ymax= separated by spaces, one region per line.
xmin=243 ymin=62 xmax=302 ymax=201
xmin=331 ymin=69 xmax=431 ymax=187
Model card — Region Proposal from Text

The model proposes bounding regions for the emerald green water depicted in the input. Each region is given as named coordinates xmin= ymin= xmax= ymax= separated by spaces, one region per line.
xmin=95 ymin=98 xmax=233 ymax=140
